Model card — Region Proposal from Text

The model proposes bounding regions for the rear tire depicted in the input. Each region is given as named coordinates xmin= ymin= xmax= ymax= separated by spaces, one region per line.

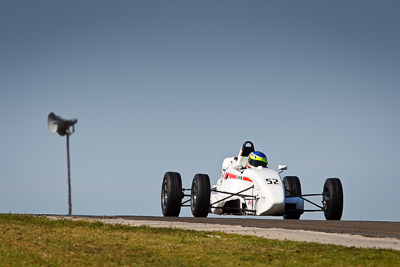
xmin=283 ymin=176 xmax=302 ymax=220
xmin=191 ymin=174 xmax=211 ymax=217
xmin=161 ymin=172 xmax=182 ymax=217
xmin=323 ymin=178 xmax=343 ymax=220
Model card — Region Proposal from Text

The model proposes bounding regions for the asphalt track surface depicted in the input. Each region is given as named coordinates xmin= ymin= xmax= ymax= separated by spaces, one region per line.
xmin=69 ymin=215 xmax=400 ymax=239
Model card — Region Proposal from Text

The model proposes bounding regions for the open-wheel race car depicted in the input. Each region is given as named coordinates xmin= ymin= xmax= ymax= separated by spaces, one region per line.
xmin=161 ymin=141 xmax=344 ymax=220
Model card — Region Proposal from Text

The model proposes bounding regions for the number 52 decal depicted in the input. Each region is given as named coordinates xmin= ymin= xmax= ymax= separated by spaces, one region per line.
xmin=266 ymin=178 xmax=279 ymax=185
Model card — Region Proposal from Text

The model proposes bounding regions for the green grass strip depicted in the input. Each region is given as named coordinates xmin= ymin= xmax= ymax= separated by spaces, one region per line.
xmin=0 ymin=214 xmax=398 ymax=266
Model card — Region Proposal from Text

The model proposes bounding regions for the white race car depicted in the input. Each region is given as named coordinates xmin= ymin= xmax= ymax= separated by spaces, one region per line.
xmin=161 ymin=141 xmax=344 ymax=220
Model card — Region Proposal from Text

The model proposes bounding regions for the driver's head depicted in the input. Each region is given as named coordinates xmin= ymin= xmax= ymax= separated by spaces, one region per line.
xmin=247 ymin=151 xmax=268 ymax=168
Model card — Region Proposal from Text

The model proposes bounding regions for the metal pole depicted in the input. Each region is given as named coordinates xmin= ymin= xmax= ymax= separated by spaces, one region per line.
xmin=66 ymin=132 xmax=72 ymax=216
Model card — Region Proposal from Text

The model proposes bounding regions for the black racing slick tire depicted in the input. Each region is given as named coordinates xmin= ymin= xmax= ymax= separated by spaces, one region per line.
xmin=191 ymin=174 xmax=211 ymax=217
xmin=161 ymin=172 xmax=182 ymax=217
xmin=283 ymin=176 xmax=303 ymax=220
xmin=323 ymin=178 xmax=343 ymax=220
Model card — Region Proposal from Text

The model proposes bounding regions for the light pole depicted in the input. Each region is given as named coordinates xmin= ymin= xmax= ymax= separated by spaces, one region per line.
xmin=48 ymin=112 xmax=78 ymax=216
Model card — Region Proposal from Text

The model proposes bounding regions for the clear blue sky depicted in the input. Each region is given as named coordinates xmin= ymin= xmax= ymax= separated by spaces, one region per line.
xmin=1 ymin=1 xmax=399 ymax=221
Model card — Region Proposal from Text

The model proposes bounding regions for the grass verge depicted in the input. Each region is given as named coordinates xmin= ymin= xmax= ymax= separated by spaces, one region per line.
xmin=0 ymin=214 xmax=399 ymax=266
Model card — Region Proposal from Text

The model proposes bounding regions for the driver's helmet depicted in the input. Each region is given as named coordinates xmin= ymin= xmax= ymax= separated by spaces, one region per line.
xmin=247 ymin=151 xmax=268 ymax=168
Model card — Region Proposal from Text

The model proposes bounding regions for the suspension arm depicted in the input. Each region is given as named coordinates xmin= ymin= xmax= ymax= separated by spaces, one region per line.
xmin=211 ymin=185 xmax=255 ymax=206
xmin=286 ymin=189 xmax=324 ymax=210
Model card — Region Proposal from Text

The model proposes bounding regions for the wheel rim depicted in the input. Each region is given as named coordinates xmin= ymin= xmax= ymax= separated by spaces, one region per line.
xmin=162 ymin=180 xmax=168 ymax=210
xmin=191 ymin=180 xmax=198 ymax=210
xmin=322 ymin=186 xmax=329 ymax=212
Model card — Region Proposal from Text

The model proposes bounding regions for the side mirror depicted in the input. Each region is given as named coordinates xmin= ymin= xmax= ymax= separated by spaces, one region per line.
xmin=278 ymin=165 xmax=287 ymax=173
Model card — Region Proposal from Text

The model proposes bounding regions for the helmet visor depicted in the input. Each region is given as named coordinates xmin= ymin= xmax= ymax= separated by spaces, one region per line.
xmin=248 ymin=158 xmax=267 ymax=168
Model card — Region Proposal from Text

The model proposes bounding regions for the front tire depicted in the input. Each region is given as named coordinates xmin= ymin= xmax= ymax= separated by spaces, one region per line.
xmin=191 ymin=174 xmax=211 ymax=217
xmin=283 ymin=176 xmax=302 ymax=220
xmin=323 ymin=178 xmax=343 ymax=220
xmin=161 ymin=172 xmax=182 ymax=217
